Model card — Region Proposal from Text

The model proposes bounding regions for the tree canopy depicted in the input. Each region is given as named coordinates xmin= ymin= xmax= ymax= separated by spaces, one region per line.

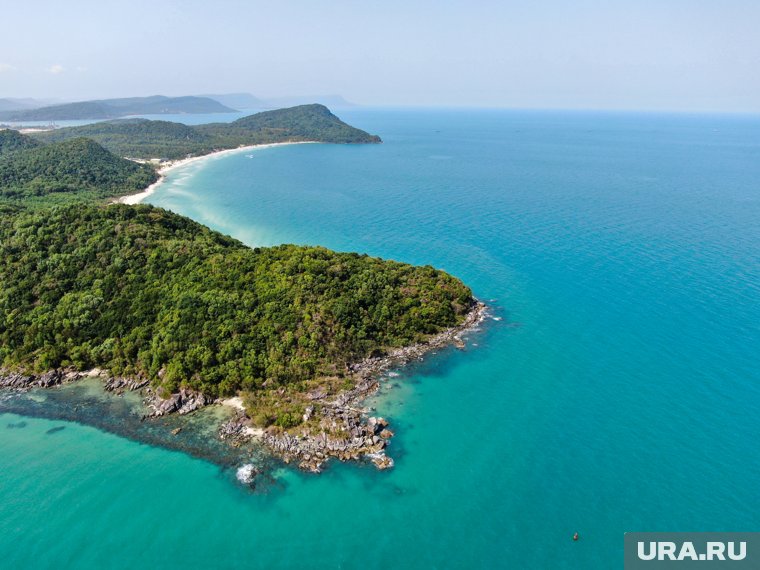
xmin=0 ymin=204 xmax=474 ymax=399
xmin=0 ymin=137 xmax=158 ymax=205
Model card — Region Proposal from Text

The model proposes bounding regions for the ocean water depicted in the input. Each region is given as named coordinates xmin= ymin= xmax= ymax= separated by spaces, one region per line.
xmin=2 ymin=109 xmax=759 ymax=568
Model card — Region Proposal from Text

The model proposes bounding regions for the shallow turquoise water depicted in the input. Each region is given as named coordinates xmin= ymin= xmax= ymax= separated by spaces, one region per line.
xmin=2 ymin=109 xmax=759 ymax=568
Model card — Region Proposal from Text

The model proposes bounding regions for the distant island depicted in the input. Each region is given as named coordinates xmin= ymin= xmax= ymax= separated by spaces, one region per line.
xmin=0 ymin=92 xmax=358 ymax=121
xmin=0 ymin=95 xmax=236 ymax=121
xmin=0 ymin=104 xmax=483 ymax=476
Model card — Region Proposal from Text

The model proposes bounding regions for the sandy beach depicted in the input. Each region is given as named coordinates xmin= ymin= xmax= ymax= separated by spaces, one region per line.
xmin=118 ymin=141 xmax=317 ymax=205
xmin=220 ymin=397 xmax=264 ymax=437
xmin=220 ymin=396 xmax=246 ymax=412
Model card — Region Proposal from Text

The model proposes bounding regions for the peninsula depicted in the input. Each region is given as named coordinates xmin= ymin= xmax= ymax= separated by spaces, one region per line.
xmin=0 ymin=104 xmax=482 ymax=477
xmin=32 ymin=103 xmax=382 ymax=159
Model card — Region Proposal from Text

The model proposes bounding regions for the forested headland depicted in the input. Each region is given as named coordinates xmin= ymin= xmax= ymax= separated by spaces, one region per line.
xmin=0 ymin=105 xmax=477 ymax=467
xmin=0 ymin=205 xmax=474 ymax=423
xmin=33 ymin=104 xmax=381 ymax=159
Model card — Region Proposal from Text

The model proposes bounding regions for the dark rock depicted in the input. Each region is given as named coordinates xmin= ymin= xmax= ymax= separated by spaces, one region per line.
xmin=104 ymin=376 xmax=149 ymax=392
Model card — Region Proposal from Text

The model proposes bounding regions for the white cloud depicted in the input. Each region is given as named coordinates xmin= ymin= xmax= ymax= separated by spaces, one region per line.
xmin=47 ymin=64 xmax=65 ymax=74
xmin=0 ymin=63 xmax=15 ymax=73
xmin=76 ymin=66 xmax=88 ymax=73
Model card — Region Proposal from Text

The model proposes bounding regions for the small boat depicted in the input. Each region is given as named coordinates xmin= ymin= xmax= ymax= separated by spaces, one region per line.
xmin=573 ymin=532 xmax=579 ymax=541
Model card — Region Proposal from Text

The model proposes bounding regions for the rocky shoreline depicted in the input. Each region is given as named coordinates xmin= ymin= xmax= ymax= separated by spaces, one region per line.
xmin=0 ymin=368 xmax=85 ymax=390
xmin=0 ymin=301 xmax=487 ymax=477
xmin=218 ymin=300 xmax=487 ymax=473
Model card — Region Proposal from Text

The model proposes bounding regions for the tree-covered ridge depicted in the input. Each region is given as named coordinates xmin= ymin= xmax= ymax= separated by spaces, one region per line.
xmin=0 ymin=129 xmax=41 ymax=156
xmin=0 ymin=137 xmax=158 ymax=204
xmin=36 ymin=119 xmax=216 ymax=159
xmin=33 ymin=104 xmax=381 ymax=159
xmin=198 ymin=104 xmax=383 ymax=145
xmin=0 ymin=204 xmax=474 ymax=399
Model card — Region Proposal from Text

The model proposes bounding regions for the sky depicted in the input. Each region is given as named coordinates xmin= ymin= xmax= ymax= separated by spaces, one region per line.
xmin=1 ymin=0 xmax=759 ymax=112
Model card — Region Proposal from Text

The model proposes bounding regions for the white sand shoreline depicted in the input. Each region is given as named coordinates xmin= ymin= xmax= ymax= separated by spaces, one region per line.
xmin=117 ymin=141 xmax=318 ymax=205
xmin=220 ymin=397 xmax=264 ymax=438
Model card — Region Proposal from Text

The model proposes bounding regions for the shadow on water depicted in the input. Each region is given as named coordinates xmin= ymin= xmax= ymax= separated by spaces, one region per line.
xmin=0 ymin=377 xmax=279 ymax=490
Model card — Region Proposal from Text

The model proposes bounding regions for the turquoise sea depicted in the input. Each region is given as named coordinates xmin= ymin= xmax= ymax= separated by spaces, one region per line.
xmin=2 ymin=109 xmax=759 ymax=568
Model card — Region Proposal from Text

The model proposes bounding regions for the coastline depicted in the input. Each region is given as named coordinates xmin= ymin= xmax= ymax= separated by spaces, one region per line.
xmin=117 ymin=141 xmax=319 ymax=205
xmin=258 ymin=300 xmax=488 ymax=471
xmin=0 ymin=301 xmax=488 ymax=477
xmin=1 ymin=126 xmax=489 ymax=481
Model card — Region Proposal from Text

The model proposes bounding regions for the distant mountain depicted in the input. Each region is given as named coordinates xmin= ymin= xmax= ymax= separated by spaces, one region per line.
xmin=96 ymin=96 xmax=237 ymax=114
xmin=0 ymin=99 xmax=28 ymax=113
xmin=33 ymin=104 xmax=380 ymax=159
xmin=200 ymin=93 xmax=266 ymax=109
xmin=1 ymin=96 xmax=236 ymax=121
xmin=0 ymin=98 xmax=52 ymax=113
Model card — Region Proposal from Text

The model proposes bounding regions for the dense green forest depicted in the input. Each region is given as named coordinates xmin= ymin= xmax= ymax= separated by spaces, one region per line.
xmin=34 ymin=104 xmax=381 ymax=159
xmin=0 ymin=136 xmax=158 ymax=205
xmin=196 ymin=104 xmax=383 ymax=146
xmin=35 ymin=119 xmax=217 ymax=159
xmin=0 ymin=95 xmax=235 ymax=121
xmin=0 ymin=129 xmax=42 ymax=155
xmin=0 ymin=205 xmax=474 ymax=400
xmin=0 ymin=106 xmax=472 ymax=427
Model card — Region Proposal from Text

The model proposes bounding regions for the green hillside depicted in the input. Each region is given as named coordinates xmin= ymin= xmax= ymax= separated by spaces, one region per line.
xmin=198 ymin=104 xmax=383 ymax=145
xmin=36 ymin=119 xmax=215 ymax=159
xmin=0 ymin=204 xmax=474 ymax=401
xmin=0 ymin=137 xmax=157 ymax=204
xmin=0 ymin=129 xmax=42 ymax=156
